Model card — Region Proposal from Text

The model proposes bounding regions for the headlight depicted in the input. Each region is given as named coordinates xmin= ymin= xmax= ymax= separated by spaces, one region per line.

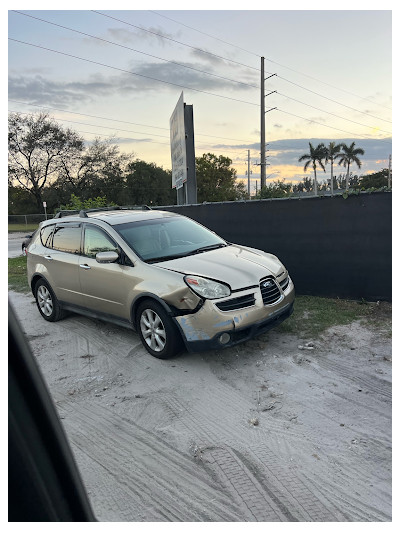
xmin=184 ymin=275 xmax=231 ymax=299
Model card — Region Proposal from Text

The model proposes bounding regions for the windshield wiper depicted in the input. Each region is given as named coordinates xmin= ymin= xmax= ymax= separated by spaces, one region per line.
xmin=187 ymin=243 xmax=227 ymax=256
xmin=145 ymin=243 xmax=227 ymax=263
xmin=145 ymin=253 xmax=188 ymax=264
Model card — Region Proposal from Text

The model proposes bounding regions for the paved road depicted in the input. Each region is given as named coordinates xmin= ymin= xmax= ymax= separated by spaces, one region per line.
xmin=8 ymin=233 xmax=27 ymax=258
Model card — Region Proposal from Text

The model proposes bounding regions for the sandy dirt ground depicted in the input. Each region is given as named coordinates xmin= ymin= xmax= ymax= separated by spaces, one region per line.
xmin=9 ymin=290 xmax=392 ymax=522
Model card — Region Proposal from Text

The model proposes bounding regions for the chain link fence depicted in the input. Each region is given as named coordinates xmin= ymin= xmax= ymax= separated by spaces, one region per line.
xmin=8 ymin=214 xmax=56 ymax=226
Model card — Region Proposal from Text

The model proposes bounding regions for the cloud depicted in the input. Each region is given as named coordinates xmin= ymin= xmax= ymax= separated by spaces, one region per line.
xmin=107 ymin=25 xmax=180 ymax=47
xmin=8 ymin=52 xmax=257 ymax=109
xmin=8 ymin=75 xmax=95 ymax=106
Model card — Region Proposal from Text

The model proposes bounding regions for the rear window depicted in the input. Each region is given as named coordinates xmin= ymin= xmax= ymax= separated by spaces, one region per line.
xmin=40 ymin=225 xmax=55 ymax=248
xmin=52 ymin=224 xmax=81 ymax=254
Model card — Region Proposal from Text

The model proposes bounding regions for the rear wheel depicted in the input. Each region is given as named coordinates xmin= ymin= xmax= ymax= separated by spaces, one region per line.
xmin=136 ymin=300 xmax=182 ymax=359
xmin=34 ymin=279 xmax=65 ymax=322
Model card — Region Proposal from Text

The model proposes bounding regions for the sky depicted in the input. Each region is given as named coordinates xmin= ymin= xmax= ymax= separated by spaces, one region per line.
xmin=7 ymin=2 xmax=393 ymax=194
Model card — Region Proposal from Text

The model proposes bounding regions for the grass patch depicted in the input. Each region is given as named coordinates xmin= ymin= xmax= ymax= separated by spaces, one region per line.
xmin=276 ymin=295 xmax=391 ymax=338
xmin=8 ymin=256 xmax=30 ymax=293
xmin=8 ymin=223 xmax=39 ymax=233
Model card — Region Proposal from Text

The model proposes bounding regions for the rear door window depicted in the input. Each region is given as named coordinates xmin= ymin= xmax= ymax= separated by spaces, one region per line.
xmin=52 ymin=224 xmax=82 ymax=254
xmin=40 ymin=225 xmax=55 ymax=248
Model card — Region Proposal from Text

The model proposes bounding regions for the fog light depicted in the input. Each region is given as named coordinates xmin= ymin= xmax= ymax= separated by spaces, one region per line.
xmin=219 ymin=333 xmax=231 ymax=345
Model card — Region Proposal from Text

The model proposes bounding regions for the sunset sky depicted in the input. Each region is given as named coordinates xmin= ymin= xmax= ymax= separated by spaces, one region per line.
xmin=8 ymin=3 xmax=392 ymax=193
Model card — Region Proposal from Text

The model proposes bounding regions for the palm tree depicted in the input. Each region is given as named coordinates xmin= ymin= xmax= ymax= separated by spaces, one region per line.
xmin=325 ymin=142 xmax=343 ymax=196
xmin=338 ymin=142 xmax=365 ymax=191
xmin=298 ymin=142 xmax=326 ymax=196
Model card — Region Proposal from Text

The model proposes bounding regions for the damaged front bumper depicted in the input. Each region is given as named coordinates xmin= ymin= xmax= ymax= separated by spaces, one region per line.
xmin=173 ymin=279 xmax=295 ymax=352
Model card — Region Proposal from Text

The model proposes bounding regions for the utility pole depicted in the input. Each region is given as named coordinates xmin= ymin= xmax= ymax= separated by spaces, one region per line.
xmin=260 ymin=57 xmax=266 ymax=190
xmin=247 ymin=150 xmax=251 ymax=196
xmin=388 ymin=154 xmax=392 ymax=188
xmin=260 ymin=57 xmax=277 ymax=190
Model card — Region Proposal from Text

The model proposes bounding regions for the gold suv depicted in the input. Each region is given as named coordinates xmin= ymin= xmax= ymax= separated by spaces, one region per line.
xmin=27 ymin=208 xmax=295 ymax=358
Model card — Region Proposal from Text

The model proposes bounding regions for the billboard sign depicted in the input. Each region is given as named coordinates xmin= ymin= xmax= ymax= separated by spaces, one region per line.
xmin=170 ymin=92 xmax=187 ymax=190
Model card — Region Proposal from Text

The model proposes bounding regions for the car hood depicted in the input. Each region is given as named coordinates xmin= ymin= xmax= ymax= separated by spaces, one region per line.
xmin=156 ymin=244 xmax=286 ymax=291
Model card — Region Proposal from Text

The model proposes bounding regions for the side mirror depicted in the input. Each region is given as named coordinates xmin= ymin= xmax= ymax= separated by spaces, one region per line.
xmin=95 ymin=251 xmax=119 ymax=264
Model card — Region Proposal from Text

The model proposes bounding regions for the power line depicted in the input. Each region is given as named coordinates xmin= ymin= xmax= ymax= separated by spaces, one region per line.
xmin=149 ymin=10 xmax=260 ymax=58
xmin=277 ymin=76 xmax=391 ymax=124
xmin=9 ymin=110 xmax=171 ymax=139
xmin=276 ymin=109 xmax=392 ymax=144
xmin=8 ymin=43 xmax=391 ymax=148
xmin=270 ymin=60 xmax=391 ymax=112
xmin=9 ymin=108 xmax=256 ymax=155
xmin=77 ymin=131 xmax=171 ymax=146
xmin=9 ymin=113 xmax=172 ymax=147
xmin=149 ymin=10 xmax=391 ymax=111
xmin=91 ymin=10 xmax=261 ymax=73
xmin=8 ymin=38 xmax=260 ymax=108
xmin=8 ymin=100 xmax=259 ymax=144
xmin=11 ymin=10 xmax=259 ymax=90
xmin=9 ymin=99 xmax=170 ymax=130
xmin=276 ymin=92 xmax=392 ymax=134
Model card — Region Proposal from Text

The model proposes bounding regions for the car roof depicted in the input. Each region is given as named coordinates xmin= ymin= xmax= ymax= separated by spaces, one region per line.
xmin=43 ymin=209 xmax=179 ymax=227
xmin=87 ymin=209 xmax=178 ymax=225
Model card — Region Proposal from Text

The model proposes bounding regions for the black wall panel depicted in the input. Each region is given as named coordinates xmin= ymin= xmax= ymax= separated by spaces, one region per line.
xmin=161 ymin=192 xmax=392 ymax=301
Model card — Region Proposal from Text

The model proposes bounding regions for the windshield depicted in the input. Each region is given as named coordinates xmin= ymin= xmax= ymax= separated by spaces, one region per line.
xmin=114 ymin=216 xmax=227 ymax=262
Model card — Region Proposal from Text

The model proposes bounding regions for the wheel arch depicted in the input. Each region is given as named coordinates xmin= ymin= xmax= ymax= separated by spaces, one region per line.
xmin=130 ymin=293 xmax=174 ymax=331
xmin=31 ymin=274 xmax=49 ymax=295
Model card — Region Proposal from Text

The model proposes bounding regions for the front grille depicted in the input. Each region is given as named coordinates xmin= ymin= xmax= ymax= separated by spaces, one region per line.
xmin=216 ymin=293 xmax=256 ymax=311
xmin=279 ymin=276 xmax=289 ymax=291
xmin=260 ymin=276 xmax=281 ymax=305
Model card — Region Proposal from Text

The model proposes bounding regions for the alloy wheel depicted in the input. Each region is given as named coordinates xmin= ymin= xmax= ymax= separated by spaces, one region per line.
xmin=37 ymin=285 xmax=53 ymax=317
xmin=140 ymin=309 xmax=166 ymax=352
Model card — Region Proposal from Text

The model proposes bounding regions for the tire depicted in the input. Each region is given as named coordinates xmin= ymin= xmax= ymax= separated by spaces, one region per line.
xmin=34 ymin=279 xmax=65 ymax=322
xmin=136 ymin=299 xmax=182 ymax=359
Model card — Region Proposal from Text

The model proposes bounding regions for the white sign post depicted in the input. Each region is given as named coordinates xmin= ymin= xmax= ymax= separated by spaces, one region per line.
xmin=170 ymin=92 xmax=187 ymax=200
xmin=43 ymin=201 xmax=47 ymax=220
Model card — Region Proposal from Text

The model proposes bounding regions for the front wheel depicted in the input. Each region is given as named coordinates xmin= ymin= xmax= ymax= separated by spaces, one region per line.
xmin=136 ymin=300 xmax=182 ymax=359
xmin=34 ymin=279 xmax=65 ymax=322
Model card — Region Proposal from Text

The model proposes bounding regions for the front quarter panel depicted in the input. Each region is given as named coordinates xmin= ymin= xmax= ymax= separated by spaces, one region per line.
xmin=128 ymin=263 xmax=201 ymax=311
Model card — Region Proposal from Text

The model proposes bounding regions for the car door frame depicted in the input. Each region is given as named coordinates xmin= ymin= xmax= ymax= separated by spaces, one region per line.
xmin=77 ymin=222 xmax=135 ymax=321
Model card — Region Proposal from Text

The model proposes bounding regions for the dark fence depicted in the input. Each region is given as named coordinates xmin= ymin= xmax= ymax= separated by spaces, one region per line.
xmin=161 ymin=192 xmax=392 ymax=301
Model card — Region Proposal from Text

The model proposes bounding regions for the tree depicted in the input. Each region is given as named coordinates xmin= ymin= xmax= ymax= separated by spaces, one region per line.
xmin=125 ymin=160 xmax=175 ymax=206
xmin=298 ymin=142 xmax=326 ymax=196
xmin=337 ymin=142 xmax=365 ymax=191
xmin=325 ymin=142 xmax=343 ymax=196
xmin=359 ymin=169 xmax=389 ymax=189
xmin=59 ymin=193 xmax=109 ymax=211
xmin=292 ymin=176 xmax=314 ymax=193
xmin=57 ymin=137 xmax=131 ymax=197
xmin=257 ymin=179 xmax=292 ymax=199
xmin=8 ymin=112 xmax=84 ymax=209
xmin=196 ymin=153 xmax=243 ymax=202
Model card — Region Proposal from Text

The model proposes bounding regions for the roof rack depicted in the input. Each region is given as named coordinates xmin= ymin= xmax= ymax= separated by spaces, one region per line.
xmin=54 ymin=205 xmax=151 ymax=219
xmin=54 ymin=209 xmax=80 ymax=219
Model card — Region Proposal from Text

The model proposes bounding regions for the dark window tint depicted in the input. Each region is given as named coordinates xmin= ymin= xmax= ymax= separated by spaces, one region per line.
xmin=83 ymin=225 xmax=119 ymax=259
xmin=52 ymin=224 xmax=81 ymax=254
xmin=40 ymin=225 xmax=54 ymax=248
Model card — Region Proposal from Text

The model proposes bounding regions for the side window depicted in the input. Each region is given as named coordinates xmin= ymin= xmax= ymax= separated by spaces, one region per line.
xmin=84 ymin=225 xmax=119 ymax=259
xmin=52 ymin=224 xmax=81 ymax=254
xmin=40 ymin=225 xmax=55 ymax=248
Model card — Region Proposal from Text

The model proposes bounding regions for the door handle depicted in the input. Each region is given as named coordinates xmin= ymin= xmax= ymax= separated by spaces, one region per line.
xmin=44 ymin=255 xmax=53 ymax=260
xmin=79 ymin=264 xmax=91 ymax=270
